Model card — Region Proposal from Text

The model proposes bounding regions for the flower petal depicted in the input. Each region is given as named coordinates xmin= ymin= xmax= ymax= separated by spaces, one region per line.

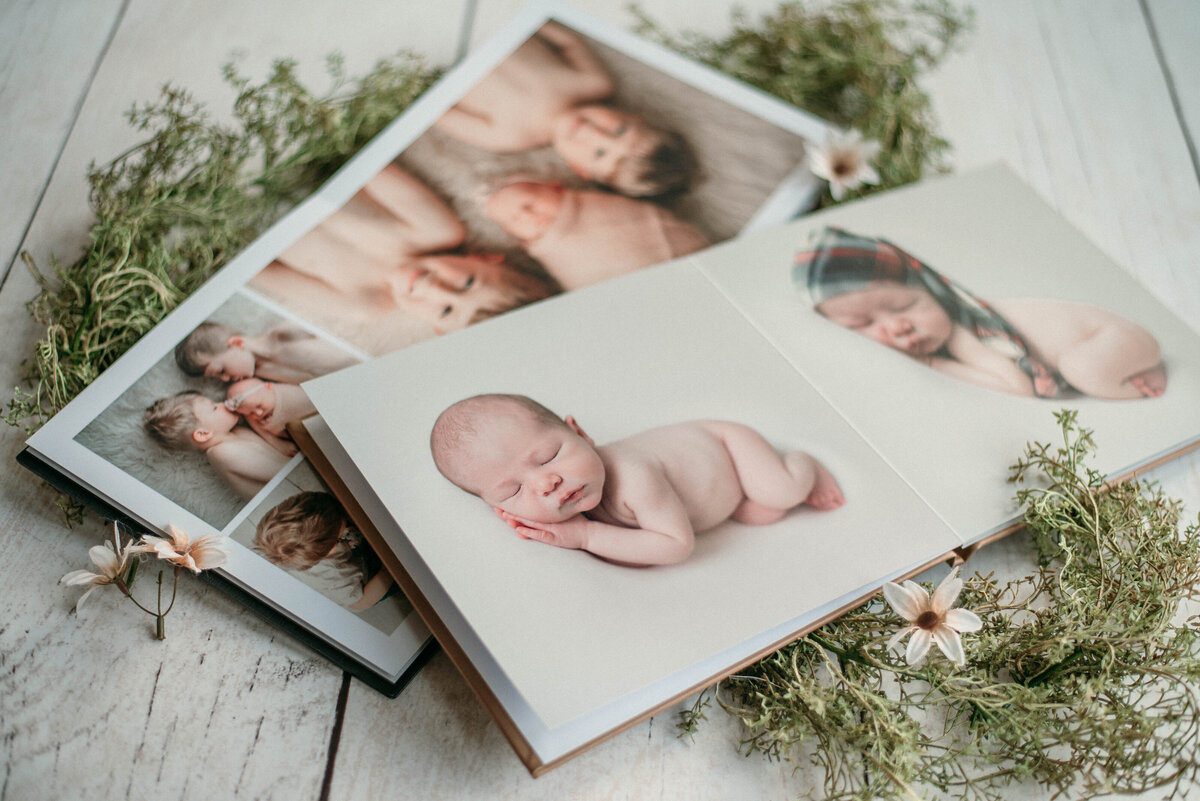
xmin=905 ymin=628 xmax=932 ymax=664
xmin=61 ymin=569 xmax=101 ymax=586
xmin=166 ymin=524 xmax=190 ymax=550
xmin=74 ymin=585 xmax=99 ymax=613
xmin=858 ymin=165 xmax=881 ymax=187
xmin=944 ymin=607 xmax=982 ymax=633
xmin=882 ymin=581 xmax=926 ymax=622
xmin=886 ymin=625 xmax=915 ymax=652
xmin=931 ymin=568 xmax=963 ymax=614
xmin=88 ymin=543 xmax=119 ymax=575
xmin=932 ymin=624 xmax=966 ymax=666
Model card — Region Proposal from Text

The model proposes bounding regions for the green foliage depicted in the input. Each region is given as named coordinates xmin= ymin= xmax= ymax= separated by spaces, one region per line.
xmin=691 ymin=410 xmax=1200 ymax=800
xmin=634 ymin=0 xmax=972 ymax=202
xmin=6 ymin=54 xmax=439 ymax=431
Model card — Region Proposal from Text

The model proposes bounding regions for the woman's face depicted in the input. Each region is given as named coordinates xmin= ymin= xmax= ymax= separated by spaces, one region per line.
xmin=816 ymin=282 xmax=953 ymax=356
xmin=391 ymin=253 xmax=546 ymax=333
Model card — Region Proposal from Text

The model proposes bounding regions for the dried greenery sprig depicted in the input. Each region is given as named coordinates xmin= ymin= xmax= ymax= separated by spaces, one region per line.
xmin=7 ymin=53 xmax=439 ymax=432
xmin=690 ymin=410 xmax=1200 ymax=800
xmin=634 ymin=0 xmax=972 ymax=202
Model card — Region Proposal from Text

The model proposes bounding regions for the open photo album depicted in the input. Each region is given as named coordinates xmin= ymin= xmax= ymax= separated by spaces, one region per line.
xmin=19 ymin=1 xmax=835 ymax=696
xmin=297 ymin=165 xmax=1200 ymax=772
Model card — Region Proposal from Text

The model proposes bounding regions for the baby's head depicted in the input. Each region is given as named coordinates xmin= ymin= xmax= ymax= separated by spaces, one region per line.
xmin=254 ymin=491 xmax=348 ymax=570
xmin=225 ymin=377 xmax=276 ymax=420
xmin=484 ymin=181 xmax=567 ymax=243
xmin=143 ymin=390 xmax=238 ymax=451
xmin=391 ymin=252 xmax=553 ymax=333
xmin=550 ymin=105 xmax=695 ymax=197
xmin=176 ymin=322 xmax=255 ymax=382
xmin=799 ymin=228 xmax=954 ymax=357
xmin=430 ymin=394 xmax=605 ymax=524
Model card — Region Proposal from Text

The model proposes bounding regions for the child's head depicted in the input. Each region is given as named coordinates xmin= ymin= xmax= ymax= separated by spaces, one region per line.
xmin=550 ymin=105 xmax=695 ymax=197
xmin=431 ymin=393 xmax=605 ymax=524
xmin=143 ymin=390 xmax=238 ymax=451
xmin=225 ymin=377 xmax=276 ymax=420
xmin=254 ymin=491 xmax=349 ymax=570
xmin=391 ymin=252 xmax=553 ymax=333
xmin=799 ymin=227 xmax=956 ymax=357
xmin=484 ymin=181 xmax=567 ymax=242
xmin=175 ymin=321 xmax=256 ymax=381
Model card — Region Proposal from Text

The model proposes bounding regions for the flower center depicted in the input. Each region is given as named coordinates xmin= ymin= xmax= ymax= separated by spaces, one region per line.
xmin=831 ymin=154 xmax=857 ymax=178
xmin=916 ymin=610 xmax=941 ymax=630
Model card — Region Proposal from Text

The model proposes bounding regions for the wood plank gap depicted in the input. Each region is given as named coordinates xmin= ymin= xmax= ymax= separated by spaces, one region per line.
xmin=454 ymin=0 xmax=480 ymax=64
xmin=318 ymin=672 xmax=353 ymax=801
xmin=1140 ymin=0 xmax=1200 ymax=187
xmin=0 ymin=0 xmax=133 ymax=293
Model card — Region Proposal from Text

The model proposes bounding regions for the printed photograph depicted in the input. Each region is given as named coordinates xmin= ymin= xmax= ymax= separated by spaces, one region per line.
xmin=249 ymin=20 xmax=823 ymax=355
xmin=228 ymin=460 xmax=413 ymax=635
xmin=75 ymin=293 xmax=359 ymax=527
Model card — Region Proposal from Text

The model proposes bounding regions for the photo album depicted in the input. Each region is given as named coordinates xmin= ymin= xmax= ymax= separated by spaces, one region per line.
xmin=297 ymin=163 xmax=1200 ymax=772
xmin=19 ymin=2 xmax=835 ymax=697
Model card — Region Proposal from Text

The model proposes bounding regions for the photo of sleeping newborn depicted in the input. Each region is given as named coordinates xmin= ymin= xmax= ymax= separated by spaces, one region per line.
xmin=796 ymin=227 xmax=1167 ymax=400
xmin=431 ymin=393 xmax=845 ymax=568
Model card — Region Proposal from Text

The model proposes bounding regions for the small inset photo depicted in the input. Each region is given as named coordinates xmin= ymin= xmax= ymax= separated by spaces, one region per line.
xmin=75 ymin=293 xmax=360 ymax=527
xmin=229 ymin=460 xmax=413 ymax=635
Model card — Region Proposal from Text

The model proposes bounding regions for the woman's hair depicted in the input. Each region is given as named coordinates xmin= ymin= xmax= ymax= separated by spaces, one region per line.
xmin=254 ymin=491 xmax=348 ymax=570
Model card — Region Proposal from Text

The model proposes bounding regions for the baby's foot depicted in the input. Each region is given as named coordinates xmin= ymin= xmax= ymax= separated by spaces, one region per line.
xmin=804 ymin=462 xmax=845 ymax=511
xmin=1129 ymin=364 xmax=1167 ymax=398
xmin=1032 ymin=371 xmax=1061 ymax=398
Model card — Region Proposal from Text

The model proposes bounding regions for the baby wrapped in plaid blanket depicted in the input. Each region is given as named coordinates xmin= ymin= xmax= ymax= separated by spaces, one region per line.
xmin=796 ymin=227 xmax=1165 ymax=400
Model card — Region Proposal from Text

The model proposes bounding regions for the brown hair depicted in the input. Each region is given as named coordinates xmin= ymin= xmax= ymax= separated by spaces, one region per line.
xmin=608 ymin=128 xmax=696 ymax=197
xmin=143 ymin=391 xmax=204 ymax=450
xmin=175 ymin=321 xmax=240 ymax=376
xmin=254 ymin=491 xmax=348 ymax=570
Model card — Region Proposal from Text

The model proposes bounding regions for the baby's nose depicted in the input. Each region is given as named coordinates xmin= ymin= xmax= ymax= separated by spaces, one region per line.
xmin=538 ymin=473 xmax=562 ymax=495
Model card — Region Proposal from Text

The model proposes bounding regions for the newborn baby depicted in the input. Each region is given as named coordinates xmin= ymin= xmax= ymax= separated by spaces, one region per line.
xmin=484 ymin=180 xmax=709 ymax=290
xmin=431 ymin=394 xmax=844 ymax=567
xmin=224 ymin=377 xmax=318 ymax=456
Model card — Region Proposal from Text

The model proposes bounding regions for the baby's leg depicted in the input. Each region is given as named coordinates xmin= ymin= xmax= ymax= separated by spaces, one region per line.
xmin=711 ymin=422 xmax=844 ymax=525
xmin=1055 ymin=321 xmax=1165 ymax=399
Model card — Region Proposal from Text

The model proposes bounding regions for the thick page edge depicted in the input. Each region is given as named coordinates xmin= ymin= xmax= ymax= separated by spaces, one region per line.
xmin=290 ymin=419 xmax=1007 ymax=775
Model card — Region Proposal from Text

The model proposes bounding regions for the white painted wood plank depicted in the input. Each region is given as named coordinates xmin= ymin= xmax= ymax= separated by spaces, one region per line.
xmin=0 ymin=0 xmax=124 ymax=281
xmin=1147 ymin=0 xmax=1200 ymax=162
xmin=0 ymin=1 xmax=468 ymax=799
xmin=469 ymin=0 xmax=787 ymax=49
xmin=924 ymin=0 xmax=1200 ymax=324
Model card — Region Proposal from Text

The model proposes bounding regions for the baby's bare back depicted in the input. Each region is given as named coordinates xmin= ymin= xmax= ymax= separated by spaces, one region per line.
xmin=597 ymin=421 xmax=747 ymax=532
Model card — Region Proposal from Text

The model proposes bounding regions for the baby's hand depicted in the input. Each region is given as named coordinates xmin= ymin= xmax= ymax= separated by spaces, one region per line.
xmin=493 ymin=508 xmax=589 ymax=550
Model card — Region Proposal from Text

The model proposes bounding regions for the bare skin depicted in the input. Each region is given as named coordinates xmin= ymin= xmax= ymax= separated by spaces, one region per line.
xmin=440 ymin=398 xmax=844 ymax=567
xmin=816 ymin=282 xmax=1166 ymax=399
xmin=187 ymin=396 xmax=289 ymax=499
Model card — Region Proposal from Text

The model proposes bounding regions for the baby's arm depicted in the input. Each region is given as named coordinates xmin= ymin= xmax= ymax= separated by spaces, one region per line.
xmin=361 ymin=165 xmax=465 ymax=254
xmin=536 ymin=21 xmax=613 ymax=93
xmin=497 ymin=468 xmax=694 ymax=566
xmin=349 ymin=569 xmax=395 ymax=611
xmin=929 ymin=324 xmax=1036 ymax=397
xmin=244 ymin=417 xmax=298 ymax=457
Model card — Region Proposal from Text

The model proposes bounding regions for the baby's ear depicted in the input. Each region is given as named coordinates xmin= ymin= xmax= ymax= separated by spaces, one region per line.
xmin=564 ymin=415 xmax=594 ymax=445
xmin=192 ymin=428 xmax=212 ymax=445
xmin=227 ymin=335 xmax=246 ymax=349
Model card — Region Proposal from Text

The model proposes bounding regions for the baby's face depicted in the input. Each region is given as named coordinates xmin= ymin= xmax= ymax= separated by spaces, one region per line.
xmin=550 ymin=105 xmax=652 ymax=183
xmin=191 ymin=395 xmax=238 ymax=440
xmin=392 ymin=253 xmax=535 ymax=333
xmin=202 ymin=341 xmax=256 ymax=382
xmin=459 ymin=410 xmax=605 ymax=524
xmin=484 ymin=182 xmax=566 ymax=242
xmin=816 ymin=282 xmax=953 ymax=356
xmin=225 ymin=378 xmax=276 ymax=419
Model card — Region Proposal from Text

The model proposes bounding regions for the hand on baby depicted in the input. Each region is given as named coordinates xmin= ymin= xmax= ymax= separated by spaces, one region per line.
xmin=494 ymin=508 xmax=589 ymax=550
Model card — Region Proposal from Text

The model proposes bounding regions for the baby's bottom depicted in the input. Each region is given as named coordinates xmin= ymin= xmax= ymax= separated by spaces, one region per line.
xmin=1056 ymin=322 xmax=1165 ymax=399
xmin=710 ymin=423 xmax=845 ymax=525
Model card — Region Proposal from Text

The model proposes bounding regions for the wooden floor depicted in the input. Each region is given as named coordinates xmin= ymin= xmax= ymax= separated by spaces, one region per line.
xmin=2 ymin=1 xmax=1198 ymax=798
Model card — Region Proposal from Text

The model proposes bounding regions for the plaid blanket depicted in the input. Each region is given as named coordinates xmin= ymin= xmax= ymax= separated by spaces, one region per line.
xmin=794 ymin=227 xmax=1066 ymax=398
